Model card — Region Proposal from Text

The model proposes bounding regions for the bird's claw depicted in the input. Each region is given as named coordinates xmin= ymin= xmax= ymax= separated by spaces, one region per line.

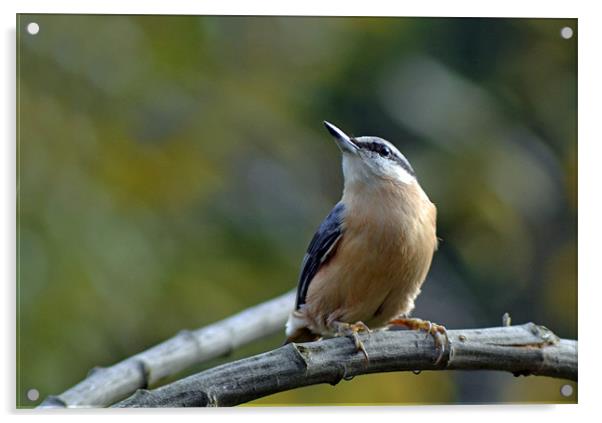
xmin=350 ymin=321 xmax=372 ymax=334
xmin=332 ymin=321 xmax=371 ymax=364
xmin=351 ymin=332 xmax=370 ymax=363
xmin=388 ymin=317 xmax=449 ymax=365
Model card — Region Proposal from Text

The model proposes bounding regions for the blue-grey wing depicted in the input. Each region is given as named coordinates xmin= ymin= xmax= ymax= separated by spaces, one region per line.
xmin=295 ymin=203 xmax=345 ymax=309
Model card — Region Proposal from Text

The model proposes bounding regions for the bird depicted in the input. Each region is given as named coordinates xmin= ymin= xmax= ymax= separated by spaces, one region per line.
xmin=284 ymin=121 xmax=445 ymax=361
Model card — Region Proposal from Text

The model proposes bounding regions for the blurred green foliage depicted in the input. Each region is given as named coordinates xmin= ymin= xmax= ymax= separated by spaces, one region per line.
xmin=17 ymin=15 xmax=576 ymax=407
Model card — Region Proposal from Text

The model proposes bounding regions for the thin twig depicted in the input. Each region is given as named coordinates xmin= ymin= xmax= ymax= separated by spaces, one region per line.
xmin=38 ymin=291 xmax=296 ymax=408
xmin=114 ymin=323 xmax=577 ymax=408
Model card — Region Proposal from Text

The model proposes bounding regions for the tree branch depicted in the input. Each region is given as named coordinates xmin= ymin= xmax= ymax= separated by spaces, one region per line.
xmin=114 ymin=323 xmax=577 ymax=407
xmin=38 ymin=291 xmax=296 ymax=408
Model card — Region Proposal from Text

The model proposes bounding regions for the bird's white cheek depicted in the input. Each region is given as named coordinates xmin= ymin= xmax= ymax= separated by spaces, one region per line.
xmin=342 ymin=155 xmax=371 ymax=184
xmin=389 ymin=164 xmax=415 ymax=184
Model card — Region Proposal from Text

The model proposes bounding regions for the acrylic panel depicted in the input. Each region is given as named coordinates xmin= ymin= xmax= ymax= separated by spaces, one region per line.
xmin=17 ymin=14 xmax=577 ymax=408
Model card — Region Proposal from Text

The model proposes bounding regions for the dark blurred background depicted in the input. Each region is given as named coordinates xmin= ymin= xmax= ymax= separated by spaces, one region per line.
xmin=17 ymin=15 xmax=577 ymax=407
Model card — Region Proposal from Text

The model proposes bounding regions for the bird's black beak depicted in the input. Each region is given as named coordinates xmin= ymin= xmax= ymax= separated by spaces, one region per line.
xmin=323 ymin=121 xmax=358 ymax=154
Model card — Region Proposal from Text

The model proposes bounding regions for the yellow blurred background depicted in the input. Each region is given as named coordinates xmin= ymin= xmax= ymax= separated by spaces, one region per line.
xmin=17 ymin=15 xmax=577 ymax=407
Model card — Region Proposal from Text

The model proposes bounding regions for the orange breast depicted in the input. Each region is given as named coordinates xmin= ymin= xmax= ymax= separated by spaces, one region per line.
xmin=303 ymin=180 xmax=437 ymax=335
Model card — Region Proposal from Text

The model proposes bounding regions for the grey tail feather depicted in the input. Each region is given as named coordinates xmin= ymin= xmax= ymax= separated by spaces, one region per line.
xmin=283 ymin=327 xmax=320 ymax=346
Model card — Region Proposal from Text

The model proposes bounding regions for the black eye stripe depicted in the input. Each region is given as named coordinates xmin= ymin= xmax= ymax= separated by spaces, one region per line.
xmin=364 ymin=142 xmax=389 ymax=156
xmin=356 ymin=140 xmax=416 ymax=176
xmin=361 ymin=141 xmax=395 ymax=159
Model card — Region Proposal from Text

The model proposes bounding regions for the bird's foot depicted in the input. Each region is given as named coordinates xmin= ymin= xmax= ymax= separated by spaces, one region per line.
xmin=332 ymin=321 xmax=371 ymax=363
xmin=388 ymin=317 xmax=448 ymax=364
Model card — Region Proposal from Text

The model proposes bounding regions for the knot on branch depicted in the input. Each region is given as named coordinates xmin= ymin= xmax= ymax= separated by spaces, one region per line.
xmin=527 ymin=323 xmax=560 ymax=346
xmin=290 ymin=343 xmax=311 ymax=370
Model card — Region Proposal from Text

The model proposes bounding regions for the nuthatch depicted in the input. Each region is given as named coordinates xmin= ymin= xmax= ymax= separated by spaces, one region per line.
xmin=285 ymin=122 xmax=445 ymax=360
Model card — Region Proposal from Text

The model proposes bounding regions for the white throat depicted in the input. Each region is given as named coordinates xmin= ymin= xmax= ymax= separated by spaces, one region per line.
xmin=342 ymin=154 xmax=415 ymax=186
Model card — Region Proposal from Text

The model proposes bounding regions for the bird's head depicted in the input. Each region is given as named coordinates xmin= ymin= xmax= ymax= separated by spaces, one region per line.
xmin=323 ymin=121 xmax=416 ymax=186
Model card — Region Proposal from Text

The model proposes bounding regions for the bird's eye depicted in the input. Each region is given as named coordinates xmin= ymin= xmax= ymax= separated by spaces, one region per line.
xmin=380 ymin=147 xmax=391 ymax=157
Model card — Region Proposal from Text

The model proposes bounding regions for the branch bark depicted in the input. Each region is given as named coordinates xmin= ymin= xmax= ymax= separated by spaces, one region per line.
xmin=114 ymin=323 xmax=577 ymax=407
xmin=38 ymin=291 xmax=296 ymax=408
